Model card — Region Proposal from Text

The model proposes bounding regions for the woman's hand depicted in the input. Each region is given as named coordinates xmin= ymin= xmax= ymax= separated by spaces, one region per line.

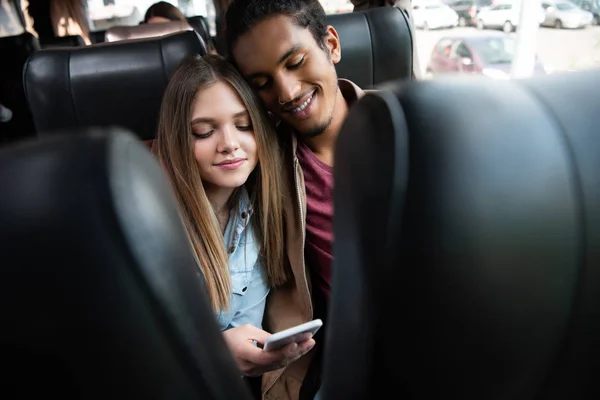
xmin=222 ymin=324 xmax=315 ymax=377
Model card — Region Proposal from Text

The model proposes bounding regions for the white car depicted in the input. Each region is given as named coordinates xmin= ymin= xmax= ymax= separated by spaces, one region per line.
xmin=476 ymin=1 xmax=546 ymax=32
xmin=541 ymin=1 xmax=594 ymax=28
xmin=413 ymin=0 xmax=460 ymax=30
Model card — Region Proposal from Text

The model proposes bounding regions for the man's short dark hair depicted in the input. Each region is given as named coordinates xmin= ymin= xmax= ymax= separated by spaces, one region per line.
xmin=225 ymin=0 xmax=328 ymax=56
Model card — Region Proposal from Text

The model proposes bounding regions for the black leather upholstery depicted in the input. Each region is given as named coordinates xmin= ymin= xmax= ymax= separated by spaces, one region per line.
xmin=24 ymin=31 xmax=205 ymax=140
xmin=39 ymin=35 xmax=86 ymax=48
xmin=0 ymin=127 xmax=253 ymax=399
xmin=327 ymin=7 xmax=413 ymax=89
xmin=187 ymin=15 xmax=214 ymax=51
xmin=0 ymin=32 xmax=40 ymax=77
xmin=323 ymin=70 xmax=600 ymax=399
xmin=90 ymin=30 xmax=106 ymax=44
xmin=0 ymin=32 xmax=40 ymax=142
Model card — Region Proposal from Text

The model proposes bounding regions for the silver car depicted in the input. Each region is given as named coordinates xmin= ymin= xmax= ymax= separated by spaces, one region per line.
xmin=541 ymin=0 xmax=594 ymax=28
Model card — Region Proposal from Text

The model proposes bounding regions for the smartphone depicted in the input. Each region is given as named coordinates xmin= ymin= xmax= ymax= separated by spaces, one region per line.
xmin=263 ymin=319 xmax=323 ymax=352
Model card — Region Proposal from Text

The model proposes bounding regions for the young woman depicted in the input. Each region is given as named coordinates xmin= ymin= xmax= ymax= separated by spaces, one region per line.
xmin=155 ymin=54 xmax=314 ymax=378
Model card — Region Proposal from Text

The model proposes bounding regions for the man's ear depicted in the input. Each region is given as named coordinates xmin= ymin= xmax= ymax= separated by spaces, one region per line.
xmin=325 ymin=25 xmax=341 ymax=64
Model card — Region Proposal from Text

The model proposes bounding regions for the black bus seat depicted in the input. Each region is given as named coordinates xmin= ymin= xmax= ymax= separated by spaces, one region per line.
xmin=39 ymin=35 xmax=87 ymax=49
xmin=0 ymin=32 xmax=40 ymax=144
xmin=0 ymin=127 xmax=253 ymax=400
xmin=24 ymin=30 xmax=205 ymax=141
xmin=327 ymin=7 xmax=414 ymax=89
xmin=324 ymin=69 xmax=600 ymax=399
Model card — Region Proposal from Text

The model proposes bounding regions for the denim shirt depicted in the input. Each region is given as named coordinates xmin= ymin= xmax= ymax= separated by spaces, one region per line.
xmin=216 ymin=187 xmax=270 ymax=331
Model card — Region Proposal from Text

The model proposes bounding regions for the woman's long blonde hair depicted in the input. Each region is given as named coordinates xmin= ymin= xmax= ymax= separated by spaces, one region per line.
xmin=156 ymin=54 xmax=288 ymax=311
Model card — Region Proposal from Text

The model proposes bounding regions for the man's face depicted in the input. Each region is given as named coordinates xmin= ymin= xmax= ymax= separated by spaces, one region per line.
xmin=232 ymin=16 xmax=342 ymax=138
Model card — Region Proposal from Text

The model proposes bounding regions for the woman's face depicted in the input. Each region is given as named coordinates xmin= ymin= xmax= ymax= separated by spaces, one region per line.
xmin=190 ymin=81 xmax=258 ymax=192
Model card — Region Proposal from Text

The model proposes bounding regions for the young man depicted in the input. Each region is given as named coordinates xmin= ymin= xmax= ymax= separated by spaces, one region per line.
xmin=225 ymin=0 xmax=364 ymax=398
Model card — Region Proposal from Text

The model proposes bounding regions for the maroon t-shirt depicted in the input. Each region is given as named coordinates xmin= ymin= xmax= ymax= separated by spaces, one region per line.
xmin=295 ymin=140 xmax=334 ymax=302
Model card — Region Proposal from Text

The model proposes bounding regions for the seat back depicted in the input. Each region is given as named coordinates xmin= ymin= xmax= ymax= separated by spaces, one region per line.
xmin=24 ymin=31 xmax=205 ymax=140
xmin=323 ymin=70 xmax=600 ymax=399
xmin=327 ymin=7 xmax=414 ymax=89
xmin=90 ymin=30 xmax=107 ymax=44
xmin=0 ymin=32 xmax=40 ymax=76
xmin=187 ymin=15 xmax=215 ymax=52
xmin=0 ymin=127 xmax=253 ymax=399
xmin=106 ymin=20 xmax=193 ymax=42
xmin=0 ymin=32 xmax=40 ymax=142
xmin=39 ymin=35 xmax=87 ymax=49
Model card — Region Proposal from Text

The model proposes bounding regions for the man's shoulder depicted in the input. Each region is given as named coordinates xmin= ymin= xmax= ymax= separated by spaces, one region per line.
xmin=338 ymin=78 xmax=385 ymax=109
xmin=338 ymin=78 xmax=365 ymax=108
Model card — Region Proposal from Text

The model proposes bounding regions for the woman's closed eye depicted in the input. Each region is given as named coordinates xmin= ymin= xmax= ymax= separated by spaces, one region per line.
xmin=192 ymin=130 xmax=213 ymax=139
xmin=237 ymin=124 xmax=253 ymax=131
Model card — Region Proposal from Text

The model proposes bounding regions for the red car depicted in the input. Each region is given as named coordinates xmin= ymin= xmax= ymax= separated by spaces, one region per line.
xmin=426 ymin=31 xmax=546 ymax=79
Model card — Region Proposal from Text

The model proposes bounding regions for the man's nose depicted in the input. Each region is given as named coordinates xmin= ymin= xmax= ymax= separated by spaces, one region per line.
xmin=274 ymin=72 xmax=302 ymax=105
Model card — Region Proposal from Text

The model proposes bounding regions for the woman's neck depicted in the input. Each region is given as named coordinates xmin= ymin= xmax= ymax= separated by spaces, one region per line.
xmin=205 ymin=186 xmax=235 ymax=233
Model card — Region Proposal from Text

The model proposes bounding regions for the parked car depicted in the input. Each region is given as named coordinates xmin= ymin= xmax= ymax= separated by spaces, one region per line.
xmin=426 ymin=31 xmax=546 ymax=79
xmin=413 ymin=0 xmax=460 ymax=30
xmin=445 ymin=0 xmax=494 ymax=27
xmin=571 ymin=0 xmax=600 ymax=25
xmin=541 ymin=1 xmax=594 ymax=28
xmin=476 ymin=1 xmax=546 ymax=32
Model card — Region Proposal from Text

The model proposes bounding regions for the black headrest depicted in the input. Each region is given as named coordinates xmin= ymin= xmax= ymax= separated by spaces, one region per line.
xmin=324 ymin=69 xmax=600 ymax=398
xmin=0 ymin=32 xmax=40 ymax=141
xmin=0 ymin=127 xmax=253 ymax=399
xmin=0 ymin=32 xmax=40 ymax=76
xmin=90 ymin=30 xmax=106 ymax=44
xmin=39 ymin=35 xmax=86 ymax=49
xmin=327 ymin=7 xmax=413 ymax=89
xmin=187 ymin=15 xmax=211 ymax=37
xmin=187 ymin=15 xmax=214 ymax=50
xmin=24 ymin=30 xmax=205 ymax=140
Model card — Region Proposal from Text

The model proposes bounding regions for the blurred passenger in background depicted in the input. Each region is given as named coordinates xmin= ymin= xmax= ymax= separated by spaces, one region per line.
xmin=144 ymin=1 xmax=187 ymax=24
xmin=143 ymin=1 xmax=216 ymax=54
